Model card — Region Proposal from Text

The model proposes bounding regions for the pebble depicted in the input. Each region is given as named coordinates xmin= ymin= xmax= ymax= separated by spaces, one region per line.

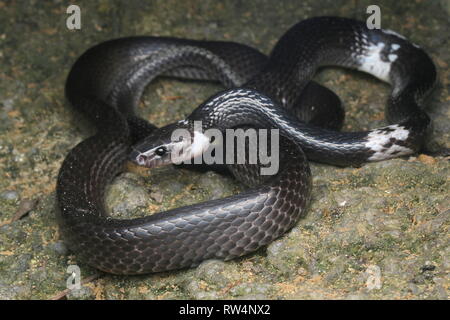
xmin=105 ymin=174 xmax=151 ymax=217
xmin=49 ymin=241 xmax=68 ymax=256
xmin=417 ymin=154 xmax=436 ymax=165
xmin=195 ymin=259 xmax=229 ymax=286
xmin=1 ymin=190 xmax=19 ymax=201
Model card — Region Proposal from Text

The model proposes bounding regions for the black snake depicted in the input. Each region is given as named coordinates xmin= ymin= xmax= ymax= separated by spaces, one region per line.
xmin=56 ymin=17 xmax=436 ymax=274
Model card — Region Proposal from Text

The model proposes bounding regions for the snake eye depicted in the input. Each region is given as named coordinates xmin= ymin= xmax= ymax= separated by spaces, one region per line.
xmin=155 ymin=146 xmax=167 ymax=156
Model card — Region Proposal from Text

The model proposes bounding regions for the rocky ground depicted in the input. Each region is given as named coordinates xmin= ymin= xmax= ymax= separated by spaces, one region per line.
xmin=0 ymin=0 xmax=448 ymax=299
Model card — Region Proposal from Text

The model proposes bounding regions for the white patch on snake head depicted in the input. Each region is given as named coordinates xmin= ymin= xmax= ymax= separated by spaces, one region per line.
xmin=170 ymin=130 xmax=210 ymax=165
xmin=357 ymin=42 xmax=392 ymax=83
xmin=365 ymin=124 xmax=413 ymax=161
xmin=190 ymin=131 xmax=210 ymax=158
xmin=132 ymin=130 xmax=210 ymax=168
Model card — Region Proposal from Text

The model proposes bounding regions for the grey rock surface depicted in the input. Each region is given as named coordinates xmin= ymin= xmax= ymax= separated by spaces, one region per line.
xmin=0 ymin=0 xmax=448 ymax=299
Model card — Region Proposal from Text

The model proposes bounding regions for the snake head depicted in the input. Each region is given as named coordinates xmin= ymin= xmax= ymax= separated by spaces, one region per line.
xmin=129 ymin=120 xmax=210 ymax=168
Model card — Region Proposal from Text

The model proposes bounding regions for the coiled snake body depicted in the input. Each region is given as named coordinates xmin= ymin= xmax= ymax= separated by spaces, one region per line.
xmin=57 ymin=17 xmax=436 ymax=274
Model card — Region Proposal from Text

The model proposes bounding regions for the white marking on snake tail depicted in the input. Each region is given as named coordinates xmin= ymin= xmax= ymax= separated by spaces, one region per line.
xmin=382 ymin=29 xmax=420 ymax=48
xmin=365 ymin=124 xmax=413 ymax=161
xmin=388 ymin=54 xmax=397 ymax=62
xmin=357 ymin=42 xmax=392 ymax=83
xmin=388 ymin=43 xmax=400 ymax=62
xmin=391 ymin=43 xmax=401 ymax=51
